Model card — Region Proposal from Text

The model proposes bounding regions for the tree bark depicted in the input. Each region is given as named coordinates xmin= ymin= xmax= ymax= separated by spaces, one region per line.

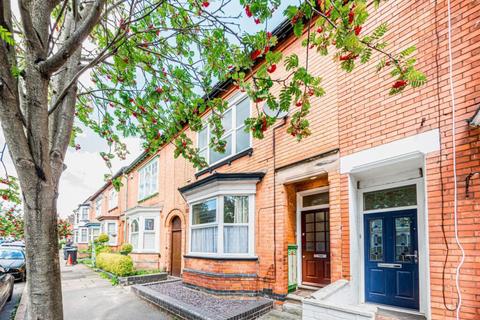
xmin=23 ymin=181 xmax=63 ymax=320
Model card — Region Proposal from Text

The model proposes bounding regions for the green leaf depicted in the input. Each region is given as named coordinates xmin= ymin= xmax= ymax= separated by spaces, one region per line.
xmin=285 ymin=54 xmax=299 ymax=71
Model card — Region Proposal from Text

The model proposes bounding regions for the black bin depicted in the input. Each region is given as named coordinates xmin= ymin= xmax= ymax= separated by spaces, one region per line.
xmin=63 ymin=246 xmax=71 ymax=260
xmin=66 ymin=248 xmax=78 ymax=264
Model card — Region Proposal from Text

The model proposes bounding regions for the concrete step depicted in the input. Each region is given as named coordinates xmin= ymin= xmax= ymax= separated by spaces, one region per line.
xmin=260 ymin=309 xmax=301 ymax=320
xmin=282 ymin=302 xmax=303 ymax=317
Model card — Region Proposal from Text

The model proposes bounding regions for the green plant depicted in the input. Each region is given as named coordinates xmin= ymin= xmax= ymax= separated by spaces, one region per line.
xmin=96 ymin=253 xmax=134 ymax=277
xmin=97 ymin=246 xmax=112 ymax=254
xmin=95 ymin=233 xmax=109 ymax=244
xmin=99 ymin=271 xmax=119 ymax=286
xmin=119 ymin=243 xmax=133 ymax=255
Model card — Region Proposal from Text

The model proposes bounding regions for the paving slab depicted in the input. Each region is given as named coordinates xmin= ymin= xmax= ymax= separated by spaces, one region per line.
xmin=61 ymin=264 xmax=171 ymax=320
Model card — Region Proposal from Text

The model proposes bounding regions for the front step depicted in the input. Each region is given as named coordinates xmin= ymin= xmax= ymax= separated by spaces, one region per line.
xmin=282 ymin=287 xmax=318 ymax=317
xmin=260 ymin=309 xmax=301 ymax=320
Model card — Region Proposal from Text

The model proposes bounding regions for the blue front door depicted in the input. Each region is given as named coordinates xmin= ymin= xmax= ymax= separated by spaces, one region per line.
xmin=364 ymin=209 xmax=419 ymax=310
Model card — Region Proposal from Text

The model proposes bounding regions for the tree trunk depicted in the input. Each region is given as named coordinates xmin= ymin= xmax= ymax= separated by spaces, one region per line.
xmin=22 ymin=179 xmax=63 ymax=320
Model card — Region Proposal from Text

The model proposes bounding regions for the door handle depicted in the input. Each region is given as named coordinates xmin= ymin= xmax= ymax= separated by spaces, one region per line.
xmin=404 ymin=250 xmax=418 ymax=264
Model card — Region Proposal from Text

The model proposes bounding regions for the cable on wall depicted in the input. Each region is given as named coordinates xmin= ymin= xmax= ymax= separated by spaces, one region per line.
xmin=446 ymin=0 xmax=465 ymax=319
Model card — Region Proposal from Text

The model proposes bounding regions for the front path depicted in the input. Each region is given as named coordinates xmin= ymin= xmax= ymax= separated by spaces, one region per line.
xmin=61 ymin=263 xmax=171 ymax=320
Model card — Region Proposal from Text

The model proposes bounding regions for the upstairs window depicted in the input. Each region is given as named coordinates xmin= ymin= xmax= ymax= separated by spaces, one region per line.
xmin=95 ymin=197 xmax=102 ymax=216
xmin=81 ymin=207 xmax=89 ymax=221
xmin=109 ymin=188 xmax=118 ymax=209
xmin=138 ymin=158 xmax=158 ymax=200
xmin=198 ymin=95 xmax=251 ymax=165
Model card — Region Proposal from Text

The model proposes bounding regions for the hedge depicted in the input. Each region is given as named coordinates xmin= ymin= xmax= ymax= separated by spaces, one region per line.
xmin=96 ymin=253 xmax=134 ymax=276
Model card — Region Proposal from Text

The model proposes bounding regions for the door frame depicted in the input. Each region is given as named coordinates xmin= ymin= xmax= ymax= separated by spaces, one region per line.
xmin=357 ymin=178 xmax=428 ymax=315
xmin=296 ymin=186 xmax=330 ymax=286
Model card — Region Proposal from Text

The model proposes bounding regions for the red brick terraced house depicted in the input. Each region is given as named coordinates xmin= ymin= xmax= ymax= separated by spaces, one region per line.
xmin=75 ymin=1 xmax=479 ymax=319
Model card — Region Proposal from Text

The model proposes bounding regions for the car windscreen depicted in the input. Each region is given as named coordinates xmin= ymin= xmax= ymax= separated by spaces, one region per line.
xmin=0 ymin=249 xmax=24 ymax=260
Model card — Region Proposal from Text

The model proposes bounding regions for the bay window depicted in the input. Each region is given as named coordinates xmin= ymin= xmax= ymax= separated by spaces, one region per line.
xmin=143 ymin=218 xmax=156 ymax=250
xmin=130 ymin=220 xmax=139 ymax=249
xmin=127 ymin=212 xmax=159 ymax=252
xmin=198 ymin=95 xmax=251 ymax=166
xmin=79 ymin=228 xmax=88 ymax=243
xmin=138 ymin=158 xmax=158 ymax=200
xmin=189 ymin=195 xmax=254 ymax=257
xmin=106 ymin=222 xmax=117 ymax=245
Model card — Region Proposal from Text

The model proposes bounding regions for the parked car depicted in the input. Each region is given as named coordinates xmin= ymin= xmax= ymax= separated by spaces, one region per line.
xmin=0 ymin=247 xmax=26 ymax=282
xmin=0 ymin=266 xmax=14 ymax=311
xmin=0 ymin=241 xmax=25 ymax=249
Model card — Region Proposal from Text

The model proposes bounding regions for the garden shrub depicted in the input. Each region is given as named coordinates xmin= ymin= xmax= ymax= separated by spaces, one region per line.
xmin=96 ymin=233 xmax=109 ymax=244
xmin=96 ymin=253 xmax=134 ymax=276
xmin=119 ymin=243 xmax=133 ymax=255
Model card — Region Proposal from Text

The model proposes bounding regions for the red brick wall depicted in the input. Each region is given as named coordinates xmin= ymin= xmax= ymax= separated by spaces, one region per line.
xmin=336 ymin=1 xmax=480 ymax=319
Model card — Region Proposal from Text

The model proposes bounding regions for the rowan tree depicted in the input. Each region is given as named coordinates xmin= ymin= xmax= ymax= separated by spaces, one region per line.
xmin=0 ymin=0 xmax=425 ymax=319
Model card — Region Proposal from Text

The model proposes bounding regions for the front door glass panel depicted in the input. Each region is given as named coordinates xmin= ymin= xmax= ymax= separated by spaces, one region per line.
xmin=395 ymin=217 xmax=413 ymax=262
xmin=369 ymin=219 xmax=383 ymax=261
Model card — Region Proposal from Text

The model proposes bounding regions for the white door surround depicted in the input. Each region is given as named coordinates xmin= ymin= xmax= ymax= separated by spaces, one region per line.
xmin=340 ymin=130 xmax=440 ymax=320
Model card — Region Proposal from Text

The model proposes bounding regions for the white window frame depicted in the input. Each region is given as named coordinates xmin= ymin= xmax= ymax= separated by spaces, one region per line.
xmin=108 ymin=188 xmax=118 ymax=210
xmin=81 ymin=206 xmax=89 ymax=221
xmin=126 ymin=209 xmax=160 ymax=253
xmin=104 ymin=221 xmax=118 ymax=246
xmin=74 ymin=230 xmax=79 ymax=243
xmin=78 ymin=227 xmax=89 ymax=244
xmin=188 ymin=194 xmax=255 ymax=258
xmin=138 ymin=157 xmax=159 ymax=201
xmin=89 ymin=227 xmax=100 ymax=243
xmin=197 ymin=94 xmax=252 ymax=167
xmin=95 ymin=197 xmax=103 ymax=216
xmin=130 ymin=219 xmax=140 ymax=250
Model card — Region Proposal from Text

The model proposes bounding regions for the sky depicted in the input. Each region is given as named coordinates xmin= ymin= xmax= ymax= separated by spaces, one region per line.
xmin=1 ymin=0 xmax=294 ymax=217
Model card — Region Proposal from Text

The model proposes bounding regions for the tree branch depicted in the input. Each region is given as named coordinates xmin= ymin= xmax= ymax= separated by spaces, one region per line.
xmin=37 ymin=0 xmax=106 ymax=75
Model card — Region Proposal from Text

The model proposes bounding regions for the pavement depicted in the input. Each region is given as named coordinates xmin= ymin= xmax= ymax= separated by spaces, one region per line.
xmin=0 ymin=280 xmax=25 ymax=320
xmin=61 ymin=263 xmax=172 ymax=320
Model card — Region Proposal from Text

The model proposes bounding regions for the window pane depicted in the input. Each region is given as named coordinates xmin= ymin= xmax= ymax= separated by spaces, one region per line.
xmin=224 ymin=196 xmax=248 ymax=223
xmin=303 ymin=192 xmax=329 ymax=207
xmin=221 ymin=109 xmax=232 ymax=132
xmin=224 ymin=226 xmax=248 ymax=254
xmin=131 ymin=220 xmax=139 ymax=232
xmin=131 ymin=233 xmax=139 ymax=249
xmin=144 ymin=233 xmax=156 ymax=250
xmin=191 ymin=227 xmax=217 ymax=253
xmin=236 ymin=128 xmax=250 ymax=152
xmin=395 ymin=217 xmax=414 ymax=262
xmin=236 ymin=98 xmax=250 ymax=128
xmin=369 ymin=219 xmax=383 ymax=261
xmin=209 ymin=134 xmax=232 ymax=164
xmin=364 ymin=185 xmax=417 ymax=211
xmin=145 ymin=218 xmax=154 ymax=231
xmin=192 ymin=199 xmax=216 ymax=225
xmin=198 ymin=127 xmax=208 ymax=149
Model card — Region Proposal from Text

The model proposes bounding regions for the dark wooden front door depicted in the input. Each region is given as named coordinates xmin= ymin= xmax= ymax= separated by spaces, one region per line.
xmin=301 ymin=209 xmax=330 ymax=286
xmin=170 ymin=217 xmax=182 ymax=277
